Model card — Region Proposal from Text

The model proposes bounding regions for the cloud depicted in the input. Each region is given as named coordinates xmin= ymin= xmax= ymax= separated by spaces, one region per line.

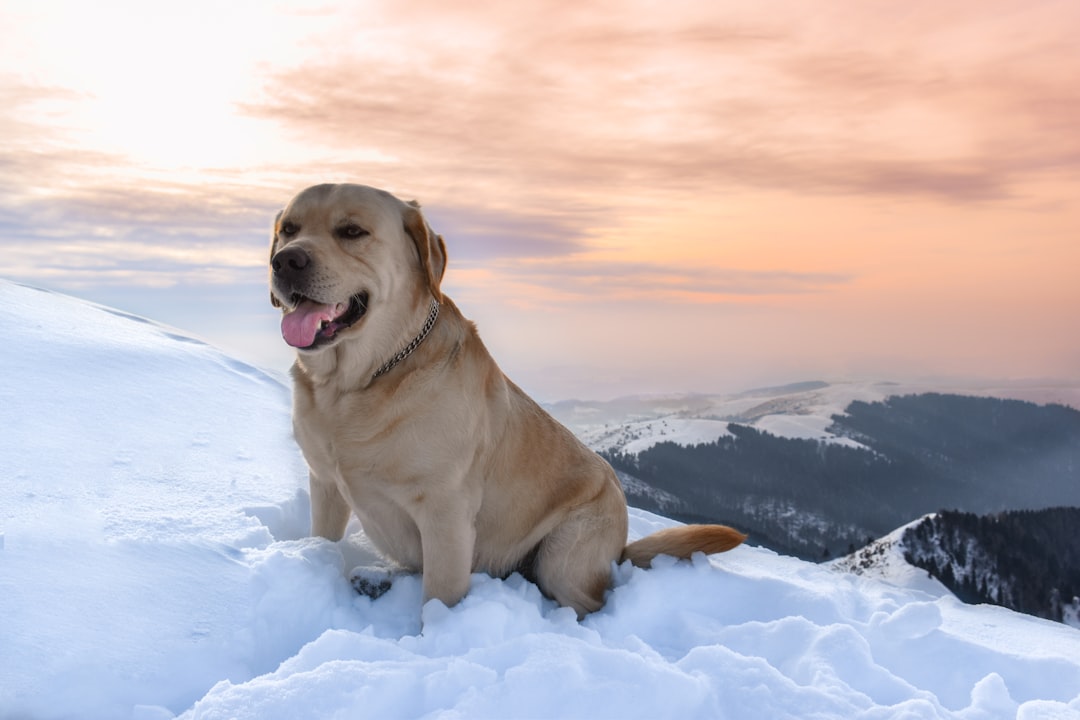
xmin=467 ymin=257 xmax=853 ymax=305
xmin=0 ymin=79 xmax=273 ymax=287
xmin=4 ymin=235 xmax=267 ymax=290
xmin=0 ymin=171 xmax=281 ymax=288
xmin=243 ymin=0 xmax=1080 ymax=210
xmin=0 ymin=79 xmax=85 ymax=143
xmin=4 ymin=1 xmax=1077 ymax=316
xmin=421 ymin=204 xmax=594 ymax=261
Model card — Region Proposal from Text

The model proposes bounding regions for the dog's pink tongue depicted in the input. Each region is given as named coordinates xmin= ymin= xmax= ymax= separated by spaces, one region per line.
xmin=281 ymin=300 xmax=337 ymax=348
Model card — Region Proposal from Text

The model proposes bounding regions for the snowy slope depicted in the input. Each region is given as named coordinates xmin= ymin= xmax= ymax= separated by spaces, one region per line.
xmin=2 ymin=279 xmax=1080 ymax=720
xmin=583 ymin=416 xmax=734 ymax=455
xmin=828 ymin=516 xmax=953 ymax=599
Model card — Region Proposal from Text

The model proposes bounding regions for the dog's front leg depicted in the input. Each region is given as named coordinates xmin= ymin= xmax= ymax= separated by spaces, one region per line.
xmin=309 ymin=471 xmax=350 ymax=541
xmin=417 ymin=506 xmax=476 ymax=609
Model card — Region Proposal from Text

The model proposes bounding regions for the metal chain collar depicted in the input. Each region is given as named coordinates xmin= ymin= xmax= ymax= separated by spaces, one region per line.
xmin=372 ymin=298 xmax=441 ymax=380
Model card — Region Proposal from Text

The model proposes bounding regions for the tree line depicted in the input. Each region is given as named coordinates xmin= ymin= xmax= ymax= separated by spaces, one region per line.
xmin=903 ymin=508 xmax=1080 ymax=623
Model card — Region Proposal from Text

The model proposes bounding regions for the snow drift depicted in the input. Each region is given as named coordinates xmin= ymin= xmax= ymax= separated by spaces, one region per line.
xmin=1 ymin=280 xmax=1079 ymax=720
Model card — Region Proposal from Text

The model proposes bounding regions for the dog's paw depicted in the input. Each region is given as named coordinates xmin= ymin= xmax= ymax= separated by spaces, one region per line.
xmin=349 ymin=566 xmax=394 ymax=600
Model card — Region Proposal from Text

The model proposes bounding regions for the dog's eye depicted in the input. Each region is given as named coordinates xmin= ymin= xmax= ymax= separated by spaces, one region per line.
xmin=280 ymin=221 xmax=299 ymax=237
xmin=337 ymin=223 xmax=369 ymax=240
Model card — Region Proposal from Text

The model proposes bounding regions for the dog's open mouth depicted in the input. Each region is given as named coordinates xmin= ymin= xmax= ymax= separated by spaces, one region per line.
xmin=280 ymin=292 xmax=368 ymax=349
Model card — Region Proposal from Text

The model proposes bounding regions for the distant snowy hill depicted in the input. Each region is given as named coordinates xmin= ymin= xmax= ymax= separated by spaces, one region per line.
xmin=2 ymin=279 xmax=1080 ymax=720
xmin=549 ymin=381 xmax=867 ymax=453
xmin=549 ymin=380 xmax=1080 ymax=455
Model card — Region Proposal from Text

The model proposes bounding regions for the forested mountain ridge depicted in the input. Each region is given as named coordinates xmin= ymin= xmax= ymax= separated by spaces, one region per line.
xmin=901 ymin=509 xmax=1080 ymax=625
xmin=602 ymin=393 xmax=1080 ymax=560
xmin=831 ymin=394 xmax=1080 ymax=512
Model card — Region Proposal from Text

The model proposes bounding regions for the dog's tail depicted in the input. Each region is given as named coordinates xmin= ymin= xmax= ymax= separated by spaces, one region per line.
xmin=621 ymin=524 xmax=747 ymax=568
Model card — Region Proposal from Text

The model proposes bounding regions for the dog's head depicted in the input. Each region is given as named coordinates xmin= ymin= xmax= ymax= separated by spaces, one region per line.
xmin=269 ymin=183 xmax=446 ymax=354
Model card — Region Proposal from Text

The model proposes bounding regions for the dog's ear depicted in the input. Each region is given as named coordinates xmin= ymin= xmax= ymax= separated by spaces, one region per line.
xmin=403 ymin=201 xmax=447 ymax=301
xmin=269 ymin=210 xmax=284 ymax=309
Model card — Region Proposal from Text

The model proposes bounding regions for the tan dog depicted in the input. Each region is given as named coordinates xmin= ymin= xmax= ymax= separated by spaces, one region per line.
xmin=269 ymin=183 xmax=745 ymax=617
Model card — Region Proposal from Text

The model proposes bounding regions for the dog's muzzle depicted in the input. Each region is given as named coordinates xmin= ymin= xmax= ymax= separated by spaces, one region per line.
xmin=271 ymin=246 xmax=368 ymax=350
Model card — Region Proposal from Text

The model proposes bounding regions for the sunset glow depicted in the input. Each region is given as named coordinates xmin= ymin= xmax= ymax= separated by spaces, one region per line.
xmin=2 ymin=0 xmax=1078 ymax=399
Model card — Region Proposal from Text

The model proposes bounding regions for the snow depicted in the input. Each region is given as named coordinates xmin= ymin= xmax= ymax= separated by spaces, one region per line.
xmin=581 ymin=417 xmax=733 ymax=454
xmin=3 ymin=279 xmax=1080 ymax=720
xmin=754 ymin=412 xmax=866 ymax=448
xmin=828 ymin=516 xmax=954 ymax=599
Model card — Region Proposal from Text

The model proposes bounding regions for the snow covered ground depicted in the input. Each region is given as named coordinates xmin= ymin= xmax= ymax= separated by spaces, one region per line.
xmin=2 ymin=279 xmax=1080 ymax=720
xmin=828 ymin=517 xmax=955 ymax=599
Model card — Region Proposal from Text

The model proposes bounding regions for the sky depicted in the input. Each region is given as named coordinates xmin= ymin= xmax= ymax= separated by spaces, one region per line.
xmin=2 ymin=0 xmax=1078 ymax=401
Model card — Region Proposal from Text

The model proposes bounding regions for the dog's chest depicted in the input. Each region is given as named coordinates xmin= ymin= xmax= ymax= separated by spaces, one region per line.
xmin=294 ymin=387 xmax=441 ymax=491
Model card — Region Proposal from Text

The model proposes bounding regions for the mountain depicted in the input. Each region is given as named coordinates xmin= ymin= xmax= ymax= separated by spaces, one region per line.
xmin=831 ymin=509 xmax=1080 ymax=629
xmin=4 ymin=279 xmax=1080 ymax=718
xmin=902 ymin=509 xmax=1080 ymax=626
xmin=589 ymin=391 xmax=1080 ymax=559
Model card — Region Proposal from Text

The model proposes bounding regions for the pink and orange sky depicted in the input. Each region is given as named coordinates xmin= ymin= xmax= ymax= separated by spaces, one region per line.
xmin=2 ymin=0 xmax=1078 ymax=400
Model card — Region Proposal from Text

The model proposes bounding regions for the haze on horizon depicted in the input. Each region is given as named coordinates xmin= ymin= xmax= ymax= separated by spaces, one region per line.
xmin=2 ymin=0 xmax=1078 ymax=401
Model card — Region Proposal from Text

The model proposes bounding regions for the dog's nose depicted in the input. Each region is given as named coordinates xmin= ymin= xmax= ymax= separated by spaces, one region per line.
xmin=272 ymin=246 xmax=310 ymax=276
